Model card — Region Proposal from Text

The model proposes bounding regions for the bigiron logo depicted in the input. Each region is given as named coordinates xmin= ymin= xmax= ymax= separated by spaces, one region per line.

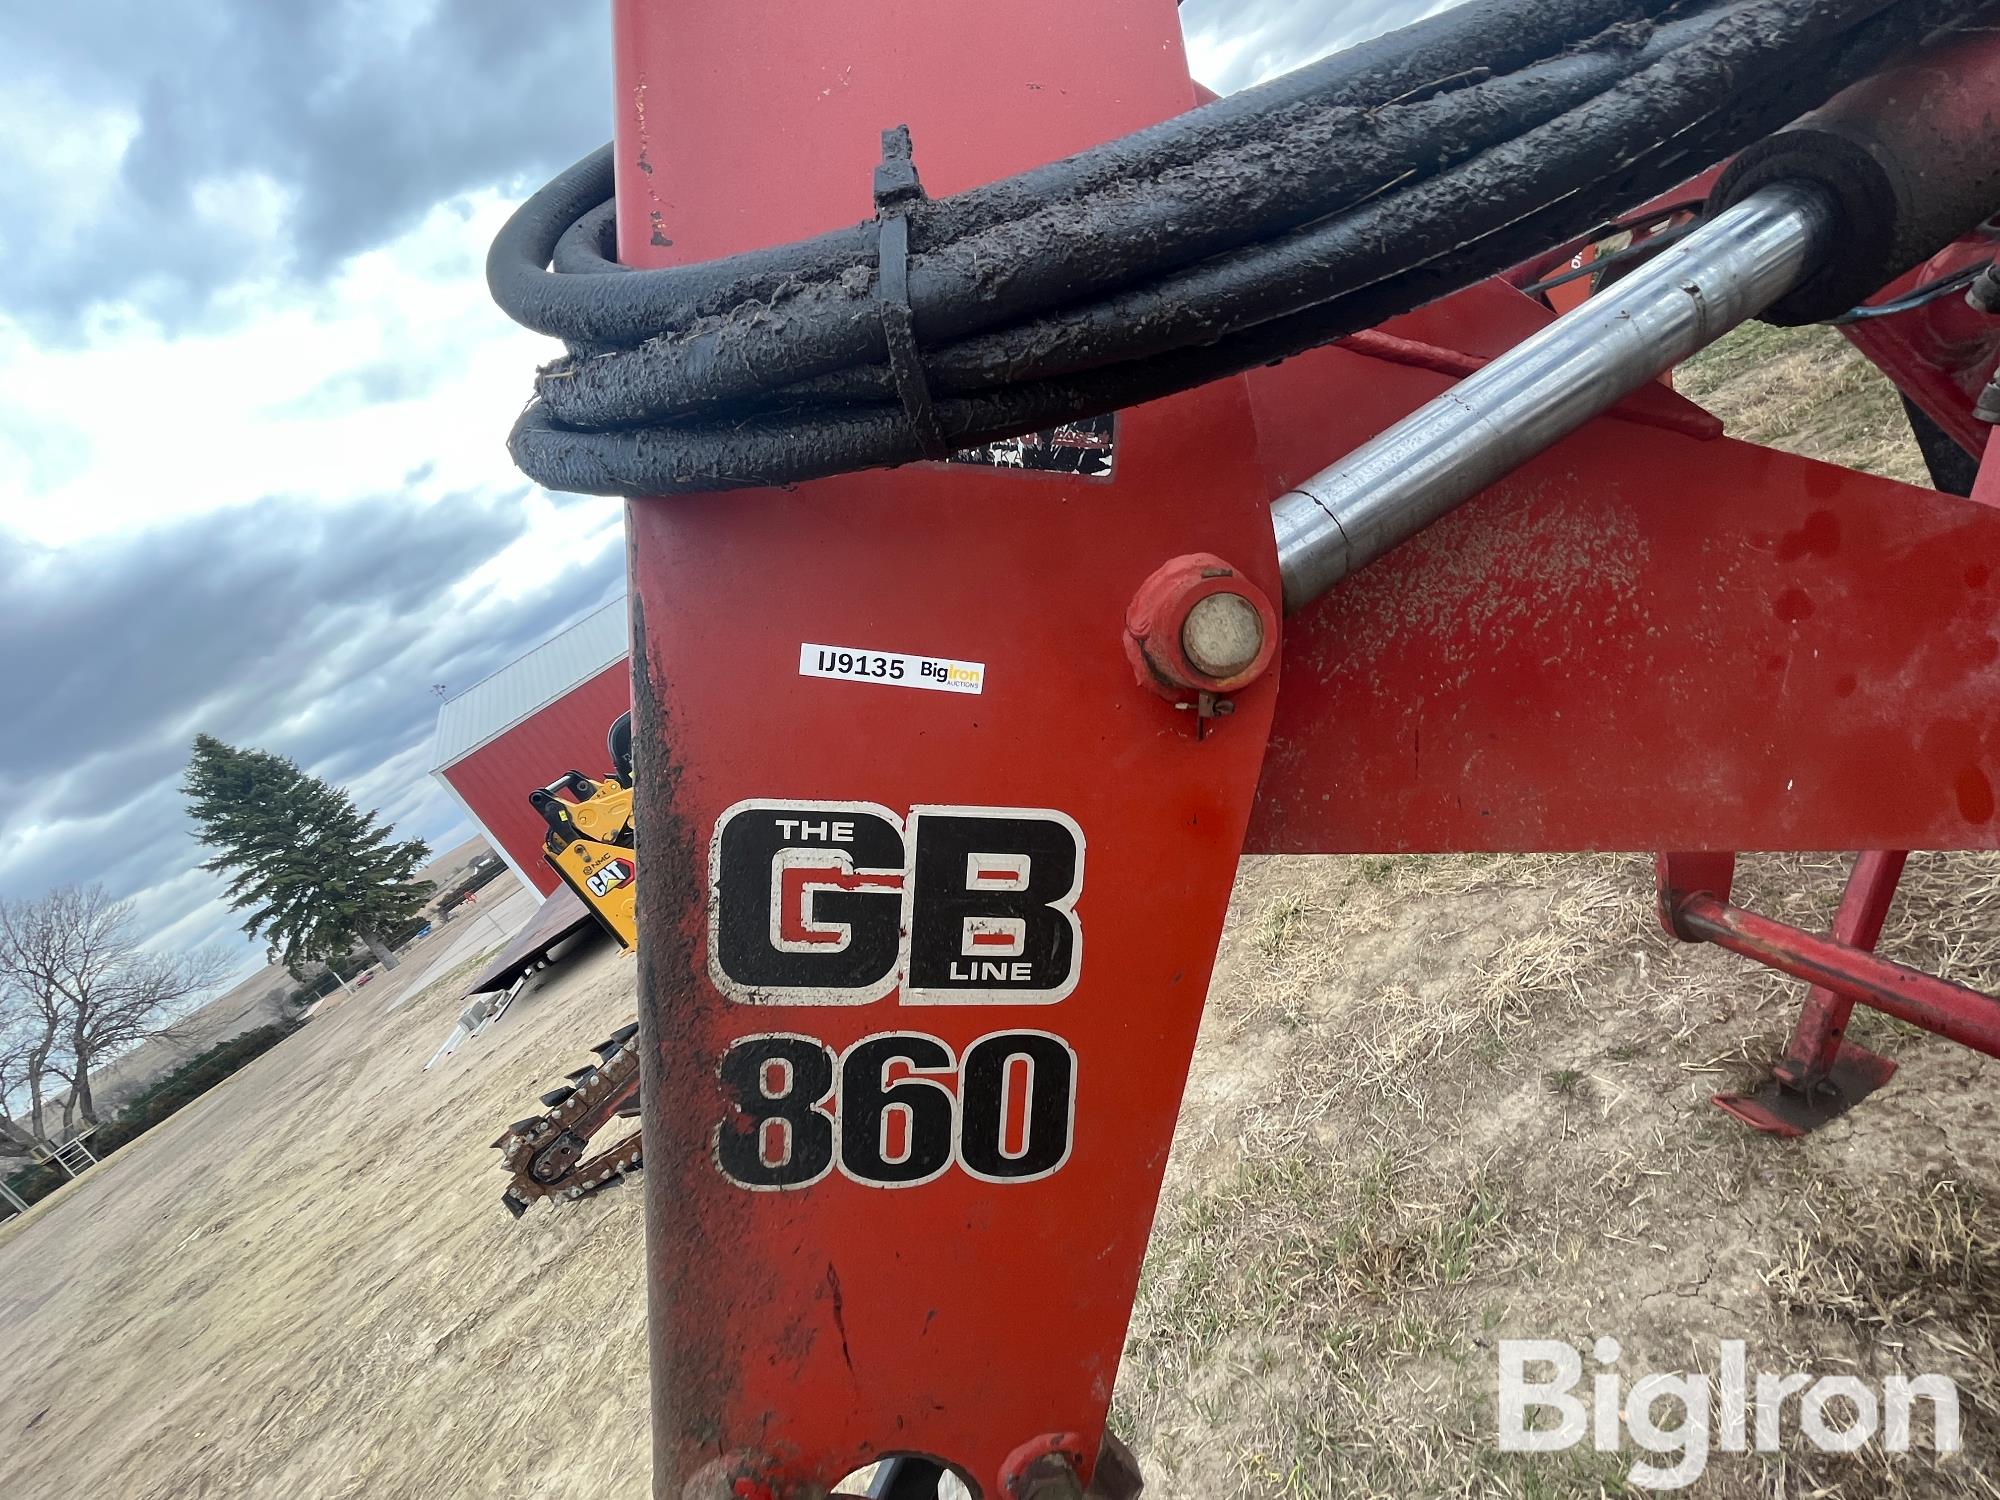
xmin=1499 ymin=1338 xmax=1962 ymax=1490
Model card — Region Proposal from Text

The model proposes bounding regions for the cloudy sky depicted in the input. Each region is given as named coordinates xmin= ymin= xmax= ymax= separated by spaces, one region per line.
xmin=0 ymin=0 xmax=1450 ymax=983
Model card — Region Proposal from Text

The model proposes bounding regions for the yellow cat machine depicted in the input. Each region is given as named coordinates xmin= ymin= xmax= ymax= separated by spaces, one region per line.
xmin=527 ymin=710 xmax=637 ymax=948
xmin=496 ymin=710 xmax=645 ymax=1218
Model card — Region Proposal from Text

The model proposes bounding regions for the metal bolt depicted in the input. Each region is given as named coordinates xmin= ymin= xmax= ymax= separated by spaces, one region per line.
xmin=1977 ymin=374 xmax=2000 ymax=426
xmin=1969 ymin=262 xmax=2000 ymax=316
xmin=1180 ymin=592 xmax=1264 ymax=679
xmin=1011 ymin=1454 xmax=1085 ymax=1500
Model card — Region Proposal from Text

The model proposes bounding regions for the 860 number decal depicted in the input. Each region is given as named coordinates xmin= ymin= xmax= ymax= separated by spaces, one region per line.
xmin=716 ymin=1029 xmax=1075 ymax=1190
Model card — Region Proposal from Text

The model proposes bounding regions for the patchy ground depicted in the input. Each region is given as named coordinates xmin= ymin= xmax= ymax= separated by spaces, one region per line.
xmin=0 ymin=916 xmax=653 ymax=1500
xmin=1119 ymin=852 xmax=2000 ymax=1499
xmin=1674 ymin=321 xmax=1936 ymax=489
xmin=82 ymin=837 xmax=500 ymax=1118
xmin=2 ymin=327 xmax=1993 ymax=1500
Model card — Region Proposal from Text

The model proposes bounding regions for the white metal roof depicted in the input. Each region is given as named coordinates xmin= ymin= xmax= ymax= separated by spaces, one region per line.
xmin=429 ymin=596 xmax=631 ymax=770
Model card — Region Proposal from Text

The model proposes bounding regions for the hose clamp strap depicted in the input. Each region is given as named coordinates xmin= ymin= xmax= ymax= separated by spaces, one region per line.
xmin=873 ymin=125 xmax=949 ymax=460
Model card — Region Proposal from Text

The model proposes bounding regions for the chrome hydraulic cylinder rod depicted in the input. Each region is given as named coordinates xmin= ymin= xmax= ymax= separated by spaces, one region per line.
xmin=1271 ymin=184 xmax=1835 ymax=613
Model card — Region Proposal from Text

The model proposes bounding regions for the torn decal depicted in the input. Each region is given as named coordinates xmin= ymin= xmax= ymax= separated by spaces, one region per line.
xmin=946 ymin=414 xmax=1117 ymax=478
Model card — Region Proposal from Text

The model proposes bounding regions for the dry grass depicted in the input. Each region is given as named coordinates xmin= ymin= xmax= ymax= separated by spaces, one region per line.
xmin=0 ymin=927 xmax=654 ymax=1499
xmin=1121 ymin=849 xmax=2000 ymax=1498
xmin=392 ymin=940 xmax=511 ymax=1014
xmin=1758 ymin=1175 xmax=2000 ymax=1497
xmin=1674 ymin=320 xmax=1931 ymax=486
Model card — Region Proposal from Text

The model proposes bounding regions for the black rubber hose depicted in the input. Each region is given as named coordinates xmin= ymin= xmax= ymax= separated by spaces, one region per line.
xmin=510 ymin=25 xmax=1682 ymax=377
xmin=533 ymin=18 xmax=1715 ymax=429
xmin=954 ymin=0 xmax=1972 ymax=390
xmin=523 ymin=4 xmax=1753 ymax=434
xmin=490 ymin=0 xmax=1680 ymax=341
xmin=778 ymin=3 xmax=1868 ymax=402
xmin=724 ymin=0 xmax=1988 ymax=423
xmin=498 ymin=0 xmax=1993 ymax=496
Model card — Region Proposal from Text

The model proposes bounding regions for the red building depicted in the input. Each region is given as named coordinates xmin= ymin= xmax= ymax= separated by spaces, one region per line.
xmin=428 ymin=599 xmax=631 ymax=897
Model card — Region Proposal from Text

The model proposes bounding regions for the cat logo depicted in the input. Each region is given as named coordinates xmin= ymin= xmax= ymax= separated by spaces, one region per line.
xmin=585 ymin=860 xmax=635 ymax=899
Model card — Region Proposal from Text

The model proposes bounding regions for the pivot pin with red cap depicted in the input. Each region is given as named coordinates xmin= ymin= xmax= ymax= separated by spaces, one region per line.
xmin=1123 ymin=553 xmax=1279 ymax=728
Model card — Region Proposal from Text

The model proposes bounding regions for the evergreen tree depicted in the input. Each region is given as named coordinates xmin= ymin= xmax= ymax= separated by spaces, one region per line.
xmin=182 ymin=735 xmax=434 ymax=972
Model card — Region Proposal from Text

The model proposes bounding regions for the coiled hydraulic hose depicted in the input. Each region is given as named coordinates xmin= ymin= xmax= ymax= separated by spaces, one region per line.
xmin=495 ymin=0 xmax=1674 ymax=341
xmin=492 ymin=0 xmax=1997 ymax=498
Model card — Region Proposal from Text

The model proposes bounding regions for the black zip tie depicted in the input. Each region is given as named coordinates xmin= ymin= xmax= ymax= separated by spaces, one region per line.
xmin=873 ymin=125 xmax=948 ymax=460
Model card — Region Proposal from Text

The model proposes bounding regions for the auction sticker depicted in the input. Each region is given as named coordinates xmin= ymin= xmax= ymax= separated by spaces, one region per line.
xmin=799 ymin=643 xmax=986 ymax=695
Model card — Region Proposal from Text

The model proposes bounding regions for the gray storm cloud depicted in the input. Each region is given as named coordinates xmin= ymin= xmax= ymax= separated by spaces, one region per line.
xmin=0 ymin=494 xmax=622 ymax=959
xmin=2 ymin=1 xmax=612 ymax=329
xmin=0 ymin=0 xmax=1459 ymax=328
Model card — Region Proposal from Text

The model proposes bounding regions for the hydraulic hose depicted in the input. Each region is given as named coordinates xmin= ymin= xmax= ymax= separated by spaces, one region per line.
xmin=493 ymin=0 xmax=2000 ymax=498
xmin=532 ymin=25 xmax=1706 ymax=431
xmin=492 ymin=0 xmax=1682 ymax=340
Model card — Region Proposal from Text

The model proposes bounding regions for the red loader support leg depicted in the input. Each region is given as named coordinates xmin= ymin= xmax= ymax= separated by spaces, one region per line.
xmin=1771 ymin=852 xmax=1907 ymax=1078
xmin=617 ymin=4 xmax=1278 ymax=1496
xmin=1711 ymin=851 xmax=1906 ymax=1135
xmin=595 ymin=7 xmax=2000 ymax=1491
xmin=1658 ymin=850 xmax=2000 ymax=1136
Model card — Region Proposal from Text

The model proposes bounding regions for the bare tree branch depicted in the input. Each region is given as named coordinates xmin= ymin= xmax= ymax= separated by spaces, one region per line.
xmin=0 ymin=886 xmax=227 ymax=1133
xmin=0 ymin=985 xmax=44 ymax=1154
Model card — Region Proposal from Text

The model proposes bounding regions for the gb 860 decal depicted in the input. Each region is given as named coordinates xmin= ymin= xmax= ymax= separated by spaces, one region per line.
xmin=719 ymin=1028 xmax=1074 ymax=1190
xmin=707 ymin=801 xmax=1083 ymax=1191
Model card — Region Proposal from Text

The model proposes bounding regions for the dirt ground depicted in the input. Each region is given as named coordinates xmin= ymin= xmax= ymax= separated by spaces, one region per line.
xmin=0 ymin=917 xmax=655 ymax=1500
xmin=80 ymin=837 xmax=500 ymax=1119
xmin=2 ymin=328 xmax=1995 ymax=1500
xmin=1120 ymin=851 xmax=2000 ymax=1499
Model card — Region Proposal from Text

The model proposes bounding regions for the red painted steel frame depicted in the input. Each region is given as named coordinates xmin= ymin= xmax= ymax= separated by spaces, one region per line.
xmin=1832 ymin=39 xmax=2000 ymax=459
xmin=1774 ymin=849 xmax=1909 ymax=1085
xmin=1241 ymin=284 xmax=2000 ymax=856
xmin=1671 ymin=850 xmax=1910 ymax=1137
xmin=618 ymin=4 xmax=1276 ymax=1496
xmin=613 ymin=6 xmax=2000 ymax=1495
xmin=1842 ymin=245 xmax=2000 ymax=465
xmin=1672 ymin=893 xmax=2000 ymax=1056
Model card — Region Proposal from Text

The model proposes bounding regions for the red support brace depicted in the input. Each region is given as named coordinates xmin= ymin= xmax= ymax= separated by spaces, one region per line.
xmin=1656 ymin=850 xmax=2000 ymax=1136
xmin=1674 ymin=886 xmax=2000 ymax=1052
xmin=1774 ymin=849 xmax=1909 ymax=1087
